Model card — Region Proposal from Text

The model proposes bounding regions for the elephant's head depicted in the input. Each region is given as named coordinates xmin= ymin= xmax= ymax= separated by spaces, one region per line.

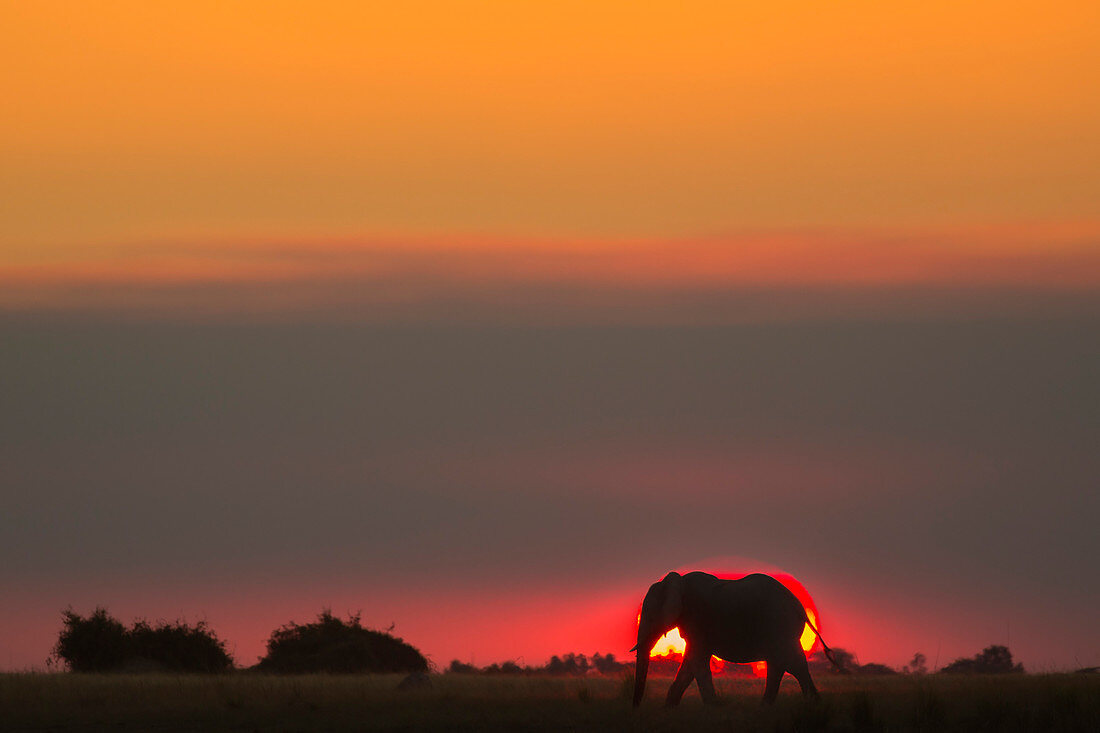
xmin=630 ymin=571 xmax=684 ymax=707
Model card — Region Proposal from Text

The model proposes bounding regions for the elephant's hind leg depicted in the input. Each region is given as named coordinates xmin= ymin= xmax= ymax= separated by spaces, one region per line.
xmin=788 ymin=652 xmax=819 ymax=699
xmin=762 ymin=662 xmax=785 ymax=705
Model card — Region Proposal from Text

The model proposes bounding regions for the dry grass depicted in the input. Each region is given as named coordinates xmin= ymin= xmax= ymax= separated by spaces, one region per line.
xmin=1 ymin=671 xmax=1097 ymax=731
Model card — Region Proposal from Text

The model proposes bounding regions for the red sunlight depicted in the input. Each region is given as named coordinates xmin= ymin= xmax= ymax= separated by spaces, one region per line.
xmin=639 ymin=572 xmax=820 ymax=678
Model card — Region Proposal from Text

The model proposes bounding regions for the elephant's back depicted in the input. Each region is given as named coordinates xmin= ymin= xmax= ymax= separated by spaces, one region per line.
xmin=720 ymin=574 xmax=807 ymax=631
xmin=698 ymin=574 xmax=804 ymax=662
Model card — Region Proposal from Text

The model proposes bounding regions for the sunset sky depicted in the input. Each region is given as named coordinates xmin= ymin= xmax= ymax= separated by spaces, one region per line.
xmin=2 ymin=2 xmax=1098 ymax=672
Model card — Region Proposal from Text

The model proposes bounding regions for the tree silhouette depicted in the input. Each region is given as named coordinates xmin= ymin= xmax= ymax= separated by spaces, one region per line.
xmin=546 ymin=652 xmax=589 ymax=675
xmin=904 ymin=652 xmax=928 ymax=675
xmin=592 ymin=652 xmax=621 ymax=674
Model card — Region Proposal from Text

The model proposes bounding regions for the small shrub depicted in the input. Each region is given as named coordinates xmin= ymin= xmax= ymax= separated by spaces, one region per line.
xmin=257 ymin=610 xmax=428 ymax=674
xmin=447 ymin=660 xmax=477 ymax=674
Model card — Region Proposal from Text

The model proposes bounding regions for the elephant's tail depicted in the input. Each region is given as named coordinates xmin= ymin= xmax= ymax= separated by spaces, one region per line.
xmin=805 ymin=615 xmax=848 ymax=673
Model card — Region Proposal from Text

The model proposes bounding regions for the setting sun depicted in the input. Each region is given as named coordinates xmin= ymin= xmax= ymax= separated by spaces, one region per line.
xmin=649 ymin=626 xmax=688 ymax=657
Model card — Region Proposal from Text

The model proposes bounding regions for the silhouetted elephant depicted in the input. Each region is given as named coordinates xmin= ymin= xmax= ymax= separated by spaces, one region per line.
xmin=631 ymin=571 xmax=838 ymax=706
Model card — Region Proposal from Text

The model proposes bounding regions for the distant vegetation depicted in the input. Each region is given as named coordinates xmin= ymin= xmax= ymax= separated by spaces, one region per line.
xmin=940 ymin=645 xmax=1024 ymax=674
xmin=447 ymin=652 xmax=629 ymax=676
xmin=449 ymin=649 xmax=900 ymax=677
xmin=445 ymin=645 xmax=1024 ymax=678
xmin=807 ymin=648 xmax=898 ymax=675
xmin=52 ymin=607 xmax=427 ymax=675
xmin=52 ymin=607 xmax=232 ymax=673
xmin=51 ymin=607 xmax=1028 ymax=680
xmin=256 ymin=610 xmax=428 ymax=674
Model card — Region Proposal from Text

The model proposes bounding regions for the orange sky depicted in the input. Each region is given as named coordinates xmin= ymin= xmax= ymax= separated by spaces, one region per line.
xmin=3 ymin=1 xmax=1099 ymax=306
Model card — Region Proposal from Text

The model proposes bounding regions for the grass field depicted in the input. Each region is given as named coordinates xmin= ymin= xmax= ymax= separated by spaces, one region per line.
xmin=2 ymin=672 xmax=1098 ymax=732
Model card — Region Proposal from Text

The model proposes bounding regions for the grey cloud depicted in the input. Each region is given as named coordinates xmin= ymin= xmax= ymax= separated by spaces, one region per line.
xmin=1 ymin=316 xmax=1097 ymax=669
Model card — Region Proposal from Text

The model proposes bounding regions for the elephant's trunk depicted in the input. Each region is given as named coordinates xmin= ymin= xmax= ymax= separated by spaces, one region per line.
xmin=632 ymin=573 xmax=682 ymax=707
xmin=632 ymin=634 xmax=654 ymax=707
xmin=633 ymin=647 xmax=648 ymax=707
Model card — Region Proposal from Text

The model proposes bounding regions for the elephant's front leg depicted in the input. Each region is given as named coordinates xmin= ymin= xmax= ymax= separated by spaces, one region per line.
xmin=691 ymin=653 xmax=719 ymax=704
xmin=664 ymin=658 xmax=695 ymax=707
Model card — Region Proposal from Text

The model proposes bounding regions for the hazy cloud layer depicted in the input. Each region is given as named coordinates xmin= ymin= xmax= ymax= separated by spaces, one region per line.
xmin=5 ymin=229 xmax=1100 ymax=324
xmin=3 ymin=317 xmax=1097 ymax=669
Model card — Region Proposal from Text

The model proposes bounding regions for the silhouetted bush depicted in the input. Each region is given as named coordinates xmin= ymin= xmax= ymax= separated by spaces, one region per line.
xmin=809 ymin=648 xmax=897 ymax=674
xmin=54 ymin=608 xmax=130 ymax=672
xmin=855 ymin=662 xmax=898 ymax=675
xmin=483 ymin=661 xmax=523 ymax=674
xmin=940 ymin=645 xmax=1024 ymax=674
xmin=128 ymin=619 xmax=233 ymax=672
xmin=447 ymin=659 xmax=478 ymax=674
xmin=809 ymin=647 xmax=858 ymax=673
xmin=257 ymin=610 xmax=428 ymax=674
xmin=53 ymin=607 xmax=232 ymax=672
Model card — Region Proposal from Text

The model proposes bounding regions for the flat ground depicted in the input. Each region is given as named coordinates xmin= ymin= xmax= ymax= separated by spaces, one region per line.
xmin=1 ymin=672 xmax=1097 ymax=732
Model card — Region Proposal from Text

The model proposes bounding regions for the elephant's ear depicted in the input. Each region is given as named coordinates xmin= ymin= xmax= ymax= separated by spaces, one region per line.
xmin=660 ymin=572 xmax=683 ymax=624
